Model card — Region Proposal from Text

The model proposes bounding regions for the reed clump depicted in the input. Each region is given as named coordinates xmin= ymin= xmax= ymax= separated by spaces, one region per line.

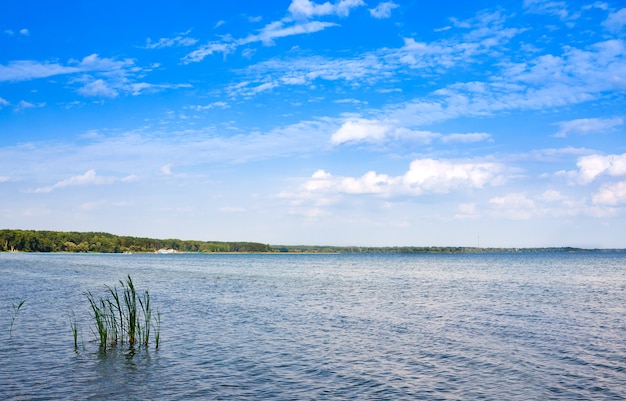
xmin=85 ymin=275 xmax=160 ymax=350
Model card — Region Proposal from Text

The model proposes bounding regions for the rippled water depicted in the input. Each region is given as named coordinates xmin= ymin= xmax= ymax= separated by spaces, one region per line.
xmin=1 ymin=252 xmax=626 ymax=400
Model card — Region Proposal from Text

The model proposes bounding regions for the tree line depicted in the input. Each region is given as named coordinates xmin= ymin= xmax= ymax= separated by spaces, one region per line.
xmin=0 ymin=229 xmax=270 ymax=253
xmin=1 ymin=229 xmax=617 ymax=254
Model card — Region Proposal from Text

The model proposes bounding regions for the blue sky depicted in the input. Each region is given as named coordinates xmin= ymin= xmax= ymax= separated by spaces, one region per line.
xmin=1 ymin=0 xmax=626 ymax=248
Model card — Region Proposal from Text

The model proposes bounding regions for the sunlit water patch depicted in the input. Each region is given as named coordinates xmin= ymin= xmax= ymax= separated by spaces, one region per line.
xmin=1 ymin=253 xmax=625 ymax=400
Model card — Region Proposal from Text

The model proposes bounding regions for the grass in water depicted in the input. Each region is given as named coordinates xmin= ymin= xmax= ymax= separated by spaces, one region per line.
xmin=69 ymin=310 xmax=82 ymax=350
xmin=85 ymin=275 xmax=159 ymax=351
xmin=9 ymin=300 xmax=25 ymax=338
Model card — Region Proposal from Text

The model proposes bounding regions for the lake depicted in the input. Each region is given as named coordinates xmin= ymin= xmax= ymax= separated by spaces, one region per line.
xmin=1 ymin=252 xmax=625 ymax=400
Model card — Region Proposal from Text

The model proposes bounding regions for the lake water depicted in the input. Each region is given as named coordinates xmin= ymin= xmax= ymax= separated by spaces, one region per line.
xmin=1 ymin=252 xmax=625 ymax=400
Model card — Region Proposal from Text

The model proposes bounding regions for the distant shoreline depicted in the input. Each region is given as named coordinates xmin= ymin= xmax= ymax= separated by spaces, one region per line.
xmin=1 ymin=229 xmax=624 ymax=254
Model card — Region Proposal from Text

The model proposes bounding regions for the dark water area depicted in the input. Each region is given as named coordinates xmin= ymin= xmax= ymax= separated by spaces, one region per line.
xmin=1 ymin=252 xmax=625 ymax=400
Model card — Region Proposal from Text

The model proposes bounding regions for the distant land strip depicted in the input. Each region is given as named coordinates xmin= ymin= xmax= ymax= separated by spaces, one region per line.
xmin=0 ymin=229 xmax=624 ymax=254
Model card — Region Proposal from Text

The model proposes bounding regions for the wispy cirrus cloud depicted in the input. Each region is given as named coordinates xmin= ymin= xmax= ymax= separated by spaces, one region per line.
xmin=183 ymin=0 xmax=368 ymax=64
xmin=554 ymin=117 xmax=623 ymax=138
xmin=0 ymin=53 xmax=190 ymax=99
xmin=183 ymin=20 xmax=338 ymax=63
xmin=523 ymin=0 xmax=570 ymax=20
xmin=143 ymin=31 xmax=198 ymax=49
xmin=224 ymin=10 xmax=526 ymax=98
xmin=33 ymin=169 xmax=117 ymax=193
xmin=329 ymin=116 xmax=493 ymax=147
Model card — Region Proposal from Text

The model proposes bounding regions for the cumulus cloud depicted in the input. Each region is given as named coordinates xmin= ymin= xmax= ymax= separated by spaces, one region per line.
xmin=592 ymin=181 xmax=626 ymax=205
xmin=331 ymin=119 xmax=391 ymax=144
xmin=554 ymin=117 xmax=623 ymax=138
xmin=34 ymin=170 xmax=116 ymax=193
xmin=402 ymin=159 xmax=506 ymax=193
xmin=575 ymin=153 xmax=626 ymax=184
xmin=294 ymin=158 xmax=507 ymax=198
xmin=369 ymin=1 xmax=399 ymax=19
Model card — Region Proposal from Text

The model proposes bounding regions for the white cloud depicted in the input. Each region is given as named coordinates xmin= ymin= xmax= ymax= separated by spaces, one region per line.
xmin=288 ymin=0 xmax=365 ymax=19
xmin=160 ymin=164 xmax=173 ymax=175
xmin=219 ymin=206 xmax=248 ymax=213
xmin=0 ymin=60 xmax=80 ymax=82
xmin=455 ymin=202 xmax=479 ymax=219
xmin=185 ymin=0 xmax=359 ymax=64
xmin=78 ymin=79 xmax=118 ymax=98
xmin=183 ymin=42 xmax=235 ymax=63
xmin=14 ymin=100 xmax=46 ymax=111
xmin=0 ymin=54 xmax=135 ymax=83
xmin=19 ymin=28 xmax=29 ymax=35
xmin=489 ymin=192 xmax=537 ymax=220
xmin=603 ymin=8 xmax=626 ymax=33
xmin=34 ymin=169 xmax=116 ymax=193
xmin=403 ymin=159 xmax=506 ymax=193
xmin=538 ymin=189 xmax=567 ymax=202
xmin=554 ymin=117 xmax=623 ymax=138
xmin=183 ymin=20 xmax=338 ymax=63
xmin=592 ymin=181 xmax=626 ymax=205
xmin=523 ymin=0 xmax=569 ymax=20
xmin=330 ymin=118 xmax=445 ymax=145
xmin=369 ymin=1 xmax=399 ymax=19
xmin=243 ymin=20 xmax=339 ymax=46
xmin=294 ymin=158 xmax=507 ymax=199
xmin=0 ymin=54 xmax=181 ymax=99
xmin=144 ymin=33 xmax=198 ymax=49
xmin=441 ymin=133 xmax=492 ymax=143
xmin=575 ymin=153 xmax=626 ymax=184
xmin=289 ymin=0 xmax=334 ymax=18
xmin=331 ymin=119 xmax=391 ymax=144
xmin=188 ymin=101 xmax=230 ymax=111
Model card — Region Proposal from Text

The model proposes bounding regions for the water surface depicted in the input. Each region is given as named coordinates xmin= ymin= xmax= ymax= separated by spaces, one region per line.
xmin=1 ymin=253 xmax=625 ymax=400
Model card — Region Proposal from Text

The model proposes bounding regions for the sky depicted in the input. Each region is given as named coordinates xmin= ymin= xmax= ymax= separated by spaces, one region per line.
xmin=1 ymin=0 xmax=626 ymax=248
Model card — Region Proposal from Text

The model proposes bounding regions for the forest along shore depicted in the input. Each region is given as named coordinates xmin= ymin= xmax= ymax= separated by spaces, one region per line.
xmin=1 ymin=229 xmax=624 ymax=254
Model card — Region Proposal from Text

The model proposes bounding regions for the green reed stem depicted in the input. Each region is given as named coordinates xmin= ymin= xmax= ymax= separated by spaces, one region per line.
xmin=9 ymin=299 xmax=25 ymax=338
xmin=154 ymin=310 xmax=161 ymax=349
xmin=69 ymin=310 xmax=82 ymax=350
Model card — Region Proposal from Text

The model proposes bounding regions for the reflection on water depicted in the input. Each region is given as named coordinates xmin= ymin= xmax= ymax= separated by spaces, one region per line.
xmin=1 ymin=252 xmax=626 ymax=400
